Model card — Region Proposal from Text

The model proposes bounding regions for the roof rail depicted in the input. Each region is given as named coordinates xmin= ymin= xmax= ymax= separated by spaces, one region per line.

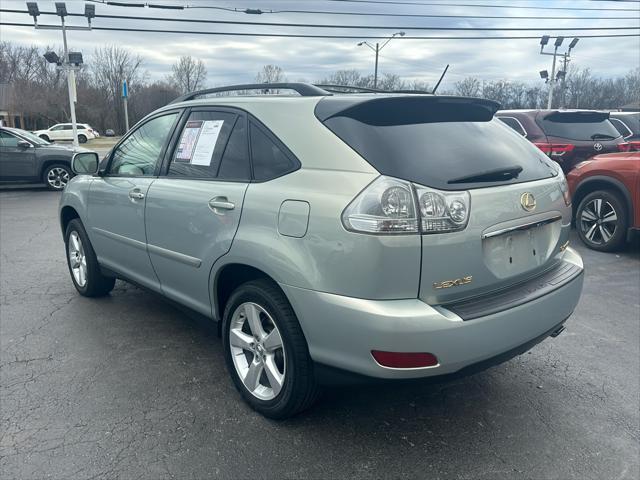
xmin=315 ymin=84 xmax=430 ymax=95
xmin=170 ymin=83 xmax=330 ymax=104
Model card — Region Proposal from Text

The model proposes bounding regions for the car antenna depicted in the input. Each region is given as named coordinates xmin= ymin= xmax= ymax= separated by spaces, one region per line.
xmin=431 ymin=64 xmax=450 ymax=95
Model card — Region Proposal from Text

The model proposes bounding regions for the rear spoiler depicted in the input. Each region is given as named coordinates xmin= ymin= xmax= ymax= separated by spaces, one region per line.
xmin=314 ymin=96 xmax=501 ymax=126
xmin=543 ymin=110 xmax=610 ymax=123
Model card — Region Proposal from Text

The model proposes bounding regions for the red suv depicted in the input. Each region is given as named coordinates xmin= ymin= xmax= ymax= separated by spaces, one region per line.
xmin=497 ymin=110 xmax=630 ymax=172
xmin=567 ymin=152 xmax=640 ymax=251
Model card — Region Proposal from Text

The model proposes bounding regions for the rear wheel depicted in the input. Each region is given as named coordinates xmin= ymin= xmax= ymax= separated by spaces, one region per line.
xmin=43 ymin=164 xmax=72 ymax=190
xmin=576 ymin=190 xmax=627 ymax=252
xmin=222 ymin=279 xmax=319 ymax=419
xmin=65 ymin=219 xmax=115 ymax=297
xmin=78 ymin=134 xmax=87 ymax=144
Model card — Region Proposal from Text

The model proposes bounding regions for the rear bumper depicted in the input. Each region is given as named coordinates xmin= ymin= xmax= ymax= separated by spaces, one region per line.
xmin=281 ymin=247 xmax=584 ymax=380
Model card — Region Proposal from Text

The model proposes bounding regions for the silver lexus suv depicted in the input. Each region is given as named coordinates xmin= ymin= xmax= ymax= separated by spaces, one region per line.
xmin=60 ymin=83 xmax=584 ymax=419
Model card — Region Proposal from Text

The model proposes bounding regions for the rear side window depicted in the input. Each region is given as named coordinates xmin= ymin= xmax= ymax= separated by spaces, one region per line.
xmin=497 ymin=116 xmax=527 ymax=136
xmin=609 ymin=118 xmax=633 ymax=138
xmin=318 ymin=97 xmax=557 ymax=191
xmin=537 ymin=113 xmax=621 ymax=141
xmin=249 ymin=122 xmax=298 ymax=181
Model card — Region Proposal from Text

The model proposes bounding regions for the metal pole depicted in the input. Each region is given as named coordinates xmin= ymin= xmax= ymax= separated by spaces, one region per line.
xmin=560 ymin=53 xmax=569 ymax=109
xmin=123 ymin=96 xmax=129 ymax=133
xmin=61 ymin=17 xmax=79 ymax=148
xmin=547 ymin=45 xmax=558 ymax=109
xmin=374 ymin=43 xmax=379 ymax=89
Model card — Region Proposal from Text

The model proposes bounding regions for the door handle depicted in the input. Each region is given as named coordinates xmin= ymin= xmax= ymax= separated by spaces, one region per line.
xmin=208 ymin=197 xmax=235 ymax=213
xmin=129 ymin=190 xmax=145 ymax=200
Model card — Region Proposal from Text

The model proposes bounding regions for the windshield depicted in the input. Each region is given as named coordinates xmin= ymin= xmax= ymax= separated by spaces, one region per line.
xmin=538 ymin=114 xmax=622 ymax=141
xmin=11 ymin=129 xmax=50 ymax=145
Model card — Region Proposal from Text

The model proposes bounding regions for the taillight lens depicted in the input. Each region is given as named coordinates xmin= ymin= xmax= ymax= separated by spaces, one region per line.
xmin=342 ymin=176 xmax=470 ymax=235
xmin=342 ymin=176 xmax=418 ymax=234
xmin=534 ymin=142 xmax=575 ymax=157
xmin=628 ymin=141 xmax=640 ymax=151
xmin=556 ymin=167 xmax=571 ymax=206
xmin=415 ymin=185 xmax=470 ymax=233
xmin=618 ymin=142 xmax=631 ymax=152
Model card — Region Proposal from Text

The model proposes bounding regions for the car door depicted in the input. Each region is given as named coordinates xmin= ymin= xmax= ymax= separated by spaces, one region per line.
xmin=0 ymin=130 xmax=37 ymax=180
xmin=46 ymin=125 xmax=63 ymax=141
xmin=87 ymin=111 xmax=181 ymax=291
xmin=144 ymin=109 xmax=250 ymax=315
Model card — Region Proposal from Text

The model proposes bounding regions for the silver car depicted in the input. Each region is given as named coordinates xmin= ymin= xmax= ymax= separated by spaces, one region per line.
xmin=60 ymin=83 xmax=584 ymax=418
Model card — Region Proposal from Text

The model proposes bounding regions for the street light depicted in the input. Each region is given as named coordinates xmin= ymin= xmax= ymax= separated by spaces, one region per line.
xmin=539 ymin=70 xmax=549 ymax=82
xmin=26 ymin=1 xmax=40 ymax=18
xmin=357 ymin=31 xmax=405 ymax=89
xmin=540 ymin=35 xmax=550 ymax=47
xmin=85 ymin=3 xmax=95 ymax=25
xmin=554 ymin=36 xmax=565 ymax=47
xmin=54 ymin=2 xmax=67 ymax=17
xmin=569 ymin=37 xmax=579 ymax=50
xmin=540 ymin=35 xmax=579 ymax=109
xmin=44 ymin=51 xmax=61 ymax=65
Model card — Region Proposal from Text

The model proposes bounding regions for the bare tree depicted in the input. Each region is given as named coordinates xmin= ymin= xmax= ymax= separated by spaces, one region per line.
xmin=169 ymin=56 xmax=207 ymax=94
xmin=454 ymin=77 xmax=481 ymax=97
xmin=255 ymin=64 xmax=285 ymax=84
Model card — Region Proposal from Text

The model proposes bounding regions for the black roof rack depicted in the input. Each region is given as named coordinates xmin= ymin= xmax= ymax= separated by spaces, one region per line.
xmin=315 ymin=84 xmax=430 ymax=95
xmin=170 ymin=82 xmax=331 ymax=104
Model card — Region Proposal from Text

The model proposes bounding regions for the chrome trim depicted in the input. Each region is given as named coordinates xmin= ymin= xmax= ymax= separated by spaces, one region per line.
xmin=481 ymin=214 xmax=562 ymax=240
xmin=147 ymin=243 xmax=202 ymax=268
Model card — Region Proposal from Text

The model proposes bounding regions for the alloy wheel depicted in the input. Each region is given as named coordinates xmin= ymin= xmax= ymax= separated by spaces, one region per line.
xmin=579 ymin=198 xmax=618 ymax=245
xmin=229 ymin=302 xmax=286 ymax=401
xmin=68 ymin=231 xmax=87 ymax=287
xmin=47 ymin=167 xmax=70 ymax=190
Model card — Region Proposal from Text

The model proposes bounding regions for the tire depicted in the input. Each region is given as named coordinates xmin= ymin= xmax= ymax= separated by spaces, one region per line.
xmin=39 ymin=134 xmax=50 ymax=142
xmin=222 ymin=279 xmax=319 ymax=419
xmin=576 ymin=189 xmax=628 ymax=252
xmin=64 ymin=219 xmax=115 ymax=297
xmin=43 ymin=163 xmax=72 ymax=191
xmin=78 ymin=134 xmax=87 ymax=144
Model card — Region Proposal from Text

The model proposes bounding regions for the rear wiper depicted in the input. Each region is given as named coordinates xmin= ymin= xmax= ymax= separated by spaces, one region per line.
xmin=590 ymin=133 xmax=617 ymax=140
xmin=448 ymin=165 xmax=523 ymax=184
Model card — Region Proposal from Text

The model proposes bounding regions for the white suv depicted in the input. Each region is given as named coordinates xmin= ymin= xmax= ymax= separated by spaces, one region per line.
xmin=33 ymin=123 xmax=97 ymax=143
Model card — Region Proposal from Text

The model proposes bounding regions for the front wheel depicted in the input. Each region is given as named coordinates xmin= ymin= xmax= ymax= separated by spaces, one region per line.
xmin=576 ymin=190 xmax=628 ymax=252
xmin=65 ymin=219 xmax=115 ymax=297
xmin=222 ymin=279 xmax=319 ymax=419
xmin=39 ymin=134 xmax=50 ymax=142
xmin=43 ymin=164 xmax=72 ymax=191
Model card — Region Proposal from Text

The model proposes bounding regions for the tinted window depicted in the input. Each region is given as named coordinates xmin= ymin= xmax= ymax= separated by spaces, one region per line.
xmin=537 ymin=114 xmax=621 ymax=141
xmin=497 ymin=116 xmax=526 ymax=136
xmin=250 ymin=123 xmax=298 ymax=181
xmin=217 ymin=118 xmax=251 ymax=181
xmin=612 ymin=113 xmax=639 ymax=135
xmin=63 ymin=125 xmax=74 ymax=131
xmin=609 ymin=118 xmax=633 ymax=138
xmin=50 ymin=125 xmax=64 ymax=131
xmin=0 ymin=131 xmax=19 ymax=147
xmin=169 ymin=111 xmax=236 ymax=178
xmin=108 ymin=113 xmax=178 ymax=176
xmin=322 ymin=117 xmax=557 ymax=191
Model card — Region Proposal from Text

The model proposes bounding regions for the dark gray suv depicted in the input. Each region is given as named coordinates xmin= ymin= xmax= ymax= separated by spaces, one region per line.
xmin=0 ymin=126 xmax=75 ymax=190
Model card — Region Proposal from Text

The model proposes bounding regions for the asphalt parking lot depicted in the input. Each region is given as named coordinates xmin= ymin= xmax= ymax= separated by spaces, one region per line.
xmin=1 ymin=189 xmax=638 ymax=480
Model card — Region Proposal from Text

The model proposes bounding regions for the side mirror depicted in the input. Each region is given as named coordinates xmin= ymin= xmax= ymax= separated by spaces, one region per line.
xmin=17 ymin=140 xmax=32 ymax=149
xmin=71 ymin=152 xmax=100 ymax=175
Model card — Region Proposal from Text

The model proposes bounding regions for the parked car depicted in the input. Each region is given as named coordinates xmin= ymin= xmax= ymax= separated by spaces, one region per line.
xmin=496 ymin=109 xmax=629 ymax=172
xmin=0 ymin=126 xmax=76 ymax=190
xmin=33 ymin=123 xmax=97 ymax=143
xmin=105 ymin=129 xmax=116 ymax=137
xmin=567 ymin=152 xmax=640 ymax=251
xmin=60 ymin=84 xmax=584 ymax=418
xmin=609 ymin=112 xmax=640 ymax=151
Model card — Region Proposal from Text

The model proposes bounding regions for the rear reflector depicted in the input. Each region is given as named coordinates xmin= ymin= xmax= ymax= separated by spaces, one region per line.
xmin=371 ymin=350 xmax=438 ymax=368
xmin=618 ymin=142 xmax=632 ymax=152
xmin=534 ymin=142 xmax=575 ymax=157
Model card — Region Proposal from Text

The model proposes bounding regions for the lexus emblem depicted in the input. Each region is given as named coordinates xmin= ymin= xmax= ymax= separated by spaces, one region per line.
xmin=520 ymin=192 xmax=536 ymax=212
xmin=593 ymin=142 xmax=603 ymax=151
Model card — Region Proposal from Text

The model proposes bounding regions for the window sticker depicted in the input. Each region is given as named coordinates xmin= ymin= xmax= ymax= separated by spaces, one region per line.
xmin=191 ymin=120 xmax=224 ymax=166
xmin=175 ymin=120 xmax=202 ymax=162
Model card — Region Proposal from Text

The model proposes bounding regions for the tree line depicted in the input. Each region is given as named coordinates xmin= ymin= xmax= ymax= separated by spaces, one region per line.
xmin=1 ymin=41 xmax=637 ymax=134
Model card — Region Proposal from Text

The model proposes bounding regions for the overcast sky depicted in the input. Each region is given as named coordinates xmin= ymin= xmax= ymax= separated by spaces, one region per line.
xmin=1 ymin=0 xmax=639 ymax=89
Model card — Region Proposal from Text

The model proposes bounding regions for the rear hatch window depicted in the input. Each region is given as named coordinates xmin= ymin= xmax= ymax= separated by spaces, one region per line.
xmin=537 ymin=111 xmax=622 ymax=141
xmin=316 ymin=96 xmax=557 ymax=191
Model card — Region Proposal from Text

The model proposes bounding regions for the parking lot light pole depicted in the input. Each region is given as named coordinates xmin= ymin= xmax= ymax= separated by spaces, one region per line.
xmin=358 ymin=31 xmax=405 ymax=89
xmin=58 ymin=6 xmax=80 ymax=148
xmin=540 ymin=36 xmax=579 ymax=110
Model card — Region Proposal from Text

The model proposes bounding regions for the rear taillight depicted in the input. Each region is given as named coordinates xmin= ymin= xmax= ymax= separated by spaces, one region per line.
xmin=628 ymin=141 xmax=640 ymax=151
xmin=371 ymin=350 xmax=438 ymax=368
xmin=534 ymin=142 xmax=575 ymax=157
xmin=618 ymin=142 xmax=632 ymax=152
xmin=556 ymin=167 xmax=571 ymax=206
xmin=342 ymin=176 xmax=470 ymax=235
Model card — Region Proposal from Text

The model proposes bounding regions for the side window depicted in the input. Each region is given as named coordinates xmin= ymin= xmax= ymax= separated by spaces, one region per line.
xmin=168 ymin=111 xmax=238 ymax=179
xmin=108 ymin=113 xmax=178 ymax=176
xmin=0 ymin=131 xmax=19 ymax=147
xmin=249 ymin=122 xmax=298 ymax=181
xmin=497 ymin=117 xmax=526 ymax=137
xmin=50 ymin=125 xmax=64 ymax=131
xmin=63 ymin=125 xmax=74 ymax=131
xmin=610 ymin=118 xmax=632 ymax=138
xmin=217 ymin=117 xmax=251 ymax=181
